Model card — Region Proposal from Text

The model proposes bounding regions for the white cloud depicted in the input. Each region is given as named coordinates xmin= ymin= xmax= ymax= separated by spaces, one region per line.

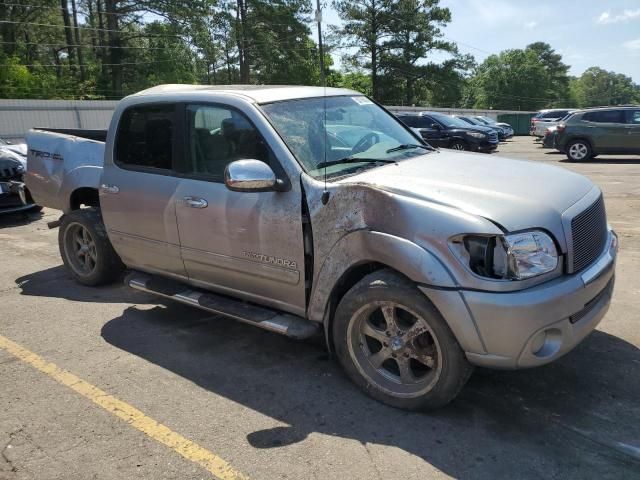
xmin=597 ymin=8 xmax=640 ymax=24
xmin=524 ymin=21 xmax=538 ymax=30
xmin=623 ymin=38 xmax=640 ymax=50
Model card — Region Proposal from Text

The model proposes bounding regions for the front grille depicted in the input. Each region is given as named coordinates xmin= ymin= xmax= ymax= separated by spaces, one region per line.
xmin=0 ymin=166 xmax=20 ymax=180
xmin=488 ymin=132 xmax=498 ymax=142
xmin=571 ymin=195 xmax=608 ymax=272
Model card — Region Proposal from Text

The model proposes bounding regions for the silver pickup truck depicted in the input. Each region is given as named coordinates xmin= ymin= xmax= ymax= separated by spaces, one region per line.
xmin=26 ymin=85 xmax=618 ymax=410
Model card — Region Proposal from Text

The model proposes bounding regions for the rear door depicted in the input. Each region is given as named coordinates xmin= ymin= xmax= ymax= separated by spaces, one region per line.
xmin=625 ymin=109 xmax=640 ymax=153
xmin=174 ymin=103 xmax=306 ymax=315
xmin=582 ymin=110 xmax=627 ymax=152
xmin=100 ymin=103 xmax=187 ymax=279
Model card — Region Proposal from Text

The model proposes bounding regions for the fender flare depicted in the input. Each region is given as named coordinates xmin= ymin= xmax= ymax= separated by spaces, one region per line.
xmin=60 ymin=165 xmax=102 ymax=213
xmin=307 ymin=230 xmax=457 ymax=323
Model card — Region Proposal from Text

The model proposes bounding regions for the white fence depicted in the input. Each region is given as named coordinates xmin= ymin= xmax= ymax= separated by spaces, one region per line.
xmin=0 ymin=99 xmax=533 ymax=142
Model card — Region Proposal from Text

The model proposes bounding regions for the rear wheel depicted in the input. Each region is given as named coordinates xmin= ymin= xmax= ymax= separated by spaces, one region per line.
xmin=58 ymin=208 xmax=125 ymax=286
xmin=566 ymin=139 xmax=592 ymax=162
xmin=333 ymin=270 xmax=473 ymax=410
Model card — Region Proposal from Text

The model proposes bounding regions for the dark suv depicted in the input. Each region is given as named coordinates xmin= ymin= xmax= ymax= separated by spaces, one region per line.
xmin=397 ymin=111 xmax=499 ymax=152
xmin=555 ymin=106 xmax=640 ymax=161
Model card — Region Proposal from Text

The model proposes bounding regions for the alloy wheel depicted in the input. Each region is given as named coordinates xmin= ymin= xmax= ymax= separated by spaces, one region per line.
xmin=569 ymin=142 xmax=588 ymax=160
xmin=347 ymin=301 xmax=443 ymax=398
xmin=64 ymin=222 xmax=98 ymax=276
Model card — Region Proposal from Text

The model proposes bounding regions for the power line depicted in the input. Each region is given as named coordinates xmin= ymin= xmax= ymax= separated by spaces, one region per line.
xmin=0 ymin=59 xmax=177 ymax=67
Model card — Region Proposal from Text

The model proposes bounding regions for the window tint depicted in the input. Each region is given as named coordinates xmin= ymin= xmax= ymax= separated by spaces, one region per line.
xmin=541 ymin=110 xmax=569 ymax=119
xmin=413 ymin=116 xmax=434 ymax=128
xmin=115 ymin=105 xmax=175 ymax=170
xmin=185 ymin=104 xmax=269 ymax=179
xmin=398 ymin=116 xmax=417 ymax=128
xmin=583 ymin=110 xmax=625 ymax=123
xmin=626 ymin=110 xmax=640 ymax=124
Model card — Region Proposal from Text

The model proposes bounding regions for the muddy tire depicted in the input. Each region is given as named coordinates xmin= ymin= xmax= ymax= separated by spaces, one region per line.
xmin=58 ymin=208 xmax=125 ymax=286
xmin=333 ymin=269 xmax=473 ymax=411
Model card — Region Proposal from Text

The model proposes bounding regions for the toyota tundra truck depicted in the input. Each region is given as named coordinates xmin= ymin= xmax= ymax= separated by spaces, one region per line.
xmin=25 ymin=85 xmax=618 ymax=410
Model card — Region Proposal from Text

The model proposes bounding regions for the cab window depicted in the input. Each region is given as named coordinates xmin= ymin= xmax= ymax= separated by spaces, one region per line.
xmin=184 ymin=104 xmax=270 ymax=180
xmin=115 ymin=104 xmax=175 ymax=171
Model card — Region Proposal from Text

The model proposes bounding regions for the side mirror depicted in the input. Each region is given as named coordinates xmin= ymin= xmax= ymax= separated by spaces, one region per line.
xmin=430 ymin=123 xmax=441 ymax=130
xmin=224 ymin=159 xmax=278 ymax=192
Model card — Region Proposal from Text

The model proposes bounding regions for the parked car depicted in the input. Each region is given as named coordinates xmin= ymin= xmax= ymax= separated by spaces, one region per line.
xmin=542 ymin=126 xmax=558 ymax=149
xmin=556 ymin=106 xmax=640 ymax=161
xmin=453 ymin=114 xmax=507 ymax=141
xmin=396 ymin=111 xmax=499 ymax=152
xmin=0 ymin=148 xmax=39 ymax=214
xmin=473 ymin=116 xmax=514 ymax=138
xmin=27 ymin=85 xmax=617 ymax=410
xmin=0 ymin=138 xmax=28 ymax=158
xmin=532 ymin=110 xmax=577 ymax=138
xmin=530 ymin=109 xmax=574 ymax=136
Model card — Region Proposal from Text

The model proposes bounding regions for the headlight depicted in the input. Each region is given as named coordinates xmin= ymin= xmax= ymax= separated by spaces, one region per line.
xmin=16 ymin=163 xmax=25 ymax=173
xmin=452 ymin=231 xmax=558 ymax=280
xmin=467 ymin=131 xmax=486 ymax=139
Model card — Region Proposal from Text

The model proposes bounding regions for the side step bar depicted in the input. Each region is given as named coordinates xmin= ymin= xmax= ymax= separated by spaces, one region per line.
xmin=125 ymin=272 xmax=320 ymax=340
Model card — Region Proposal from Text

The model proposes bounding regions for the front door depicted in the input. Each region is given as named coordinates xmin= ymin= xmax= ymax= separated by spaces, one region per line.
xmin=100 ymin=103 xmax=186 ymax=279
xmin=174 ymin=103 xmax=306 ymax=316
xmin=624 ymin=109 xmax=640 ymax=153
xmin=417 ymin=115 xmax=448 ymax=147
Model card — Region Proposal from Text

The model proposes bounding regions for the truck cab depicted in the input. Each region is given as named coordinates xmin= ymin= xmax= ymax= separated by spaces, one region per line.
xmin=26 ymin=85 xmax=618 ymax=411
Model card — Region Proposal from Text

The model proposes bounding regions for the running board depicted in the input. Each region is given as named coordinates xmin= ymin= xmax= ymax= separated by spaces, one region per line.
xmin=125 ymin=272 xmax=320 ymax=340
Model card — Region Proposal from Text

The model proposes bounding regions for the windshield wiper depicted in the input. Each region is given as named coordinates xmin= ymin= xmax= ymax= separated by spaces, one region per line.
xmin=316 ymin=157 xmax=396 ymax=169
xmin=386 ymin=143 xmax=434 ymax=153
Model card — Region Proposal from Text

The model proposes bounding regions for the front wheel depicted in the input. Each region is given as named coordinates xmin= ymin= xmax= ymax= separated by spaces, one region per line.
xmin=333 ymin=270 xmax=473 ymax=410
xmin=58 ymin=208 xmax=125 ymax=286
xmin=449 ymin=140 xmax=467 ymax=151
xmin=566 ymin=139 xmax=592 ymax=162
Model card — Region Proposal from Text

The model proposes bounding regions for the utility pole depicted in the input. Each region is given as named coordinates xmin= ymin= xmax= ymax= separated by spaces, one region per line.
xmin=315 ymin=0 xmax=325 ymax=86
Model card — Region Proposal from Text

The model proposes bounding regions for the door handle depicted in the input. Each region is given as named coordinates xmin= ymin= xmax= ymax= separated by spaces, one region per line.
xmin=183 ymin=196 xmax=208 ymax=209
xmin=100 ymin=184 xmax=119 ymax=194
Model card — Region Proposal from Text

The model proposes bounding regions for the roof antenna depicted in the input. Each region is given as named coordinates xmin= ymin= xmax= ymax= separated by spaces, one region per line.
xmin=316 ymin=0 xmax=330 ymax=206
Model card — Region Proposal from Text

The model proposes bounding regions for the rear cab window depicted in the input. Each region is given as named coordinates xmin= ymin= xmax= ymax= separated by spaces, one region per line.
xmin=115 ymin=104 xmax=176 ymax=172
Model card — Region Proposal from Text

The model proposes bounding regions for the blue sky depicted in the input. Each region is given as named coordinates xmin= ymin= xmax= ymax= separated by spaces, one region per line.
xmin=320 ymin=0 xmax=640 ymax=82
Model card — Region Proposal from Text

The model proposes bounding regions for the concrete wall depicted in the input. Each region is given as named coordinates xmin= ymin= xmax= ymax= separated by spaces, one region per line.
xmin=0 ymin=100 xmax=118 ymax=142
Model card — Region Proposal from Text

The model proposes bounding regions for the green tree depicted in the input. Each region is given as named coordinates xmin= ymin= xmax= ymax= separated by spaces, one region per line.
xmin=332 ymin=0 xmax=392 ymax=100
xmin=382 ymin=0 xmax=455 ymax=105
xmin=570 ymin=67 xmax=640 ymax=107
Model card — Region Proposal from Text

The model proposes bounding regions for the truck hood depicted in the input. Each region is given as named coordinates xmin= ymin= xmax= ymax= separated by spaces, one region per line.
xmin=340 ymin=151 xmax=595 ymax=235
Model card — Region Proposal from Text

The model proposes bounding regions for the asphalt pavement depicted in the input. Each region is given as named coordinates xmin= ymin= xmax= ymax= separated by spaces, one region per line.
xmin=1 ymin=137 xmax=639 ymax=479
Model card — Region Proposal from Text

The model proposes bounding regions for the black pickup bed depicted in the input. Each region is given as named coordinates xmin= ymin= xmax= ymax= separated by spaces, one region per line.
xmin=34 ymin=128 xmax=108 ymax=143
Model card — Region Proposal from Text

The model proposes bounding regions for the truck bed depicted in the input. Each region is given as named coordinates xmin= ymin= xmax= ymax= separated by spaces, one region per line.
xmin=25 ymin=128 xmax=106 ymax=212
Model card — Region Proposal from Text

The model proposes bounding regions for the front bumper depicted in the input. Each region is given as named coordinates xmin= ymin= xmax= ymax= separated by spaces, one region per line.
xmin=0 ymin=181 xmax=37 ymax=214
xmin=421 ymin=229 xmax=618 ymax=369
xmin=474 ymin=140 xmax=499 ymax=152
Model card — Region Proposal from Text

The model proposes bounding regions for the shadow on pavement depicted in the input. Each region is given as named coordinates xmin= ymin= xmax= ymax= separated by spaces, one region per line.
xmin=98 ymin=302 xmax=640 ymax=479
xmin=0 ymin=209 xmax=43 ymax=228
xmin=559 ymin=157 xmax=640 ymax=165
xmin=15 ymin=266 xmax=154 ymax=305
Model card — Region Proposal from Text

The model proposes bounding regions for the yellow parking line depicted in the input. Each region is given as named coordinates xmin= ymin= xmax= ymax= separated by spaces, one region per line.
xmin=0 ymin=334 xmax=248 ymax=480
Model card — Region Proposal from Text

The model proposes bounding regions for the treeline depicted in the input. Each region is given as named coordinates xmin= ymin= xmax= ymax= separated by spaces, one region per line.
xmin=1 ymin=0 xmax=639 ymax=110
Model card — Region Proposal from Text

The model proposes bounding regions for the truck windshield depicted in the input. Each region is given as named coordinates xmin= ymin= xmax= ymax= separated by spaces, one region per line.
xmin=261 ymin=96 xmax=429 ymax=179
